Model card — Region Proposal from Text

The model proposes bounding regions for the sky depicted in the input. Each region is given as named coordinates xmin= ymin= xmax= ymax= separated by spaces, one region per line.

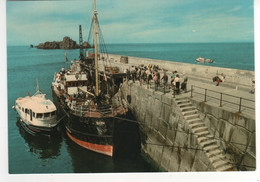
xmin=6 ymin=0 xmax=255 ymax=45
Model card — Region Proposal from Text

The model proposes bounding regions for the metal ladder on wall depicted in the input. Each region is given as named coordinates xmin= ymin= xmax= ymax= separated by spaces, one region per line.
xmin=175 ymin=97 xmax=234 ymax=171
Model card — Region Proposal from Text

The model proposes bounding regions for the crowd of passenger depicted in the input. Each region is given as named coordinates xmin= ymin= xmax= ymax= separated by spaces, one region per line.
xmin=124 ymin=64 xmax=188 ymax=95
xmin=123 ymin=64 xmax=255 ymax=95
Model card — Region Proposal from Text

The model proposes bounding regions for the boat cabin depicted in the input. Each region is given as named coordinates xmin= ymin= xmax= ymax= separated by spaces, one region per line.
xmin=15 ymin=94 xmax=57 ymax=126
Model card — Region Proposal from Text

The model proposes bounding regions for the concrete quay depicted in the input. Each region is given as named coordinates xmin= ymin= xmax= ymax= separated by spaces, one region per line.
xmin=106 ymin=54 xmax=255 ymax=172
xmin=107 ymin=54 xmax=255 ymax=92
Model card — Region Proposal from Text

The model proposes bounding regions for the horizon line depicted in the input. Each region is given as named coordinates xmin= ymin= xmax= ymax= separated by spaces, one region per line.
xmin=7 ymin=41 xmax=254 ymax=46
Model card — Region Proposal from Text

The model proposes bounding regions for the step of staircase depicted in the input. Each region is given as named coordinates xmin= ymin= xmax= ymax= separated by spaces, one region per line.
xmin=203 ymin=145 xmax=219 ymax=152
xmin=209 ymin=155 xmax=225 ymax=163
xmin=184 ymin=114 xmax=200 ymax=120
xmin=215 ymin=164 xmax=233 ymax=171
xmin=195 ymin=130 xmax=211 ymax=137
xmin=200 ymin=139 xmax=217 ymax=148
xmin=178 ymin=103 xmax=193 ymax=108
xmin=212 ymin=160 xmax=229 ymax=169
xmin=206 ymin=149 xmax=223 ymax=158
xmin=189 ymin=122 xmax=205 ymax=129
xmin=186 ymin=118 xmax=201 ymax=124
xmin=180 ymin=106 xmax=196 ymax=112
xmin=182 ymin=110 xmax=197 ymax=116
xmin=192 ymin=126 xmax=208 ymax=133
xmin=197 ymin=135 xmax=214 ymax=142
xmin=176 ymin=100 xmax=190 ymax=105
xmin=175 ymin=97 xmax=188 ymax=101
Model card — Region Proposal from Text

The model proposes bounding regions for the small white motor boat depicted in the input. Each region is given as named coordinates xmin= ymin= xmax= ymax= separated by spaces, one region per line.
xmin=13 ymin=80 xmax=59 ymax=136
xmin=196 ymin=57 xmax=213 ymax=63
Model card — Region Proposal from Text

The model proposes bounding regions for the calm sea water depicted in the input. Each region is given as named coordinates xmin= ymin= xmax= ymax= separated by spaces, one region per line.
xmin=107 ymin=42 xmax=255 ymax=71
xmin=7 ymin=43 xmax=254 ymax=174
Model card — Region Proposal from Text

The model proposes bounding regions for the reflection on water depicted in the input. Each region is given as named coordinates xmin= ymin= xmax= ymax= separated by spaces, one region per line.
xmin=15 ymin=115 xmax=156 ymax=173
xmin=16 ymin=120 xmax=62 ymax=160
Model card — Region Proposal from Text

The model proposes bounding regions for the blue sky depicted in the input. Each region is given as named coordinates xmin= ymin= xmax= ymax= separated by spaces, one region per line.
xmin=6 ymin=0 xmax=254 ymax=45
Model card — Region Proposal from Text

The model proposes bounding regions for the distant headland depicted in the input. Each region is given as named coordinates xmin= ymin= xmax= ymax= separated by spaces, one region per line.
xmin=35 ymin=36 xmax=91 ymax=49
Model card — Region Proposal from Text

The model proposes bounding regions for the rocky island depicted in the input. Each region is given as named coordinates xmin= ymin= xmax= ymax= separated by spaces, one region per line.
xmin=37 ymin=36 xmax=91 ymax=49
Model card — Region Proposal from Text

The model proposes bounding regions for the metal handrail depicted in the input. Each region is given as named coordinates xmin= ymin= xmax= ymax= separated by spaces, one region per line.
xmin=190 ymin=85 xmax=255 ymax=113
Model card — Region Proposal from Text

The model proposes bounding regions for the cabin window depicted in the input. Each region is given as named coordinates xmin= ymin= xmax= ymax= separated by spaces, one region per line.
xmin=51 ymin=111 xmax=56 ymax=116
xmin=25 ymin=109 xmax=28 ymax=113
xmin=33 ymin=112 xmax=35 ymax=117
xmin=44 ymin=113 xmax=50 ymax=118
xmin=22 ymin=108 xmax=24 ymax=112
xmin=36 ymin=113 xmax=43 ymax=118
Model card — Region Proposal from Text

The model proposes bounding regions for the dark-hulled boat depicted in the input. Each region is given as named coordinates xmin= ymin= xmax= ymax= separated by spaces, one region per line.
xmin=52 ymin=0 xmax=127 ymax=156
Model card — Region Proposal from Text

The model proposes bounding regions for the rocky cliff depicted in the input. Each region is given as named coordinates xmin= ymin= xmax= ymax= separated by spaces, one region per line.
xmin=37 ymin=36 xmax=91 ymax=49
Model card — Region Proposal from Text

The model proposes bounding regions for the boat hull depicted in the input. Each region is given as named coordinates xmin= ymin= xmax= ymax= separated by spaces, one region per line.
xmin=52 ymin=88 xmax=116 ymax=157
xmin=66 ymin=128 xmax=113 ymax=156
xmin=17 ymin=116 xmax=59 ymax=136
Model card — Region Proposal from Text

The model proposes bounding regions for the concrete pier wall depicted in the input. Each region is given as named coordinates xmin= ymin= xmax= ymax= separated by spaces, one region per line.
xmin=190 ymin=99 xmax=256 ymax=171
xmin=108 ymin=54 xmax=254 ymax=90
xmin=118 ymin=82 xmax=255 ymax=172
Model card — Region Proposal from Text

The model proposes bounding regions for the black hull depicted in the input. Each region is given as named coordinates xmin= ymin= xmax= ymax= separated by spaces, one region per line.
xmin=52 ymin=89 xmax=116 ymax=156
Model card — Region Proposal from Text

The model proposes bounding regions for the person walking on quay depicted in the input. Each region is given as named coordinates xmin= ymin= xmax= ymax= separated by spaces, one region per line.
xmin=146 ymin=68 xmax=152 ymax=87
xmin=153 ymin=70 xmax=158 ymax=90
xmin=140 ymin=68 xmax=146 ymax=86
xmin=126 ymin=69 xmax=130 ymax=83
xmin=174 ymin=74 xmax=180 ymax=95
xmin=161 ymin=72 xmax=168 ymax=93
xmin=131 ymin=66 xmax=136 ymax=83
xmin=250 ymin=80 xmax=255 ymax=94
xmin=214 ymin=73 xmax=225 ymax=86
xmin=155 ymin=70 xmax=161 ymax=90
xmin=181 ymin=76 xmax=188 ymax=93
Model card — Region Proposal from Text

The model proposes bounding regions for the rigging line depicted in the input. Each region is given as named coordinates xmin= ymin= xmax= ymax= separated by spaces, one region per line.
xmin=97 ymin=28 xmax=107 ymax=69
xmin=144 ymin=142 xmax=255 ymax=169
xmin=112 ymin=116 xmax=255 ymax=148
xmin=96 ymin=19 xmax=106 ymax=69
xmin=87 ymin=18 xmax=94 ymax=45
xmin=96 ymin=18 xmax=111 ymax=67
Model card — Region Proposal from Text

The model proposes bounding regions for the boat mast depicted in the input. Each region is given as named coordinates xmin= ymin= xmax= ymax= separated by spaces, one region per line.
xmin=36 ymin=78 xmax=39 ymax=91
xmin=93 ymin=0 xmax=99 ymax=96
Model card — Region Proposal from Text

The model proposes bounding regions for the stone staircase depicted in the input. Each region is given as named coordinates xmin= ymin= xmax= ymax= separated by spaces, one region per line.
xmin=175 ymin=97 xmax=234 ymax=171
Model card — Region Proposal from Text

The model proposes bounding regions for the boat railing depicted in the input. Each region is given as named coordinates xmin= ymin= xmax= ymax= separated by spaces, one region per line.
xmin=73 ymin=104 xmax=115 ymax=116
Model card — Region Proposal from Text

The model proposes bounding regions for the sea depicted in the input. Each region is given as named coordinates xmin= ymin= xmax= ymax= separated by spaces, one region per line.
xmin=7 ymin=42 xmax=254 ymax=174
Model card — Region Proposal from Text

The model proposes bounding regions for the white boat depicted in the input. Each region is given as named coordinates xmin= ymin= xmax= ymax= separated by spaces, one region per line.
xmin=13 ymin=81 xmax=59 ymax=136
xmin=196 ymin=57 xmax=213 ymax=63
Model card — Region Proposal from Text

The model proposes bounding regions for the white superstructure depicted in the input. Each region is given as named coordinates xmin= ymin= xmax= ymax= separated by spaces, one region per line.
xmin=14 ymin=89 xmax=58 ymax=131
